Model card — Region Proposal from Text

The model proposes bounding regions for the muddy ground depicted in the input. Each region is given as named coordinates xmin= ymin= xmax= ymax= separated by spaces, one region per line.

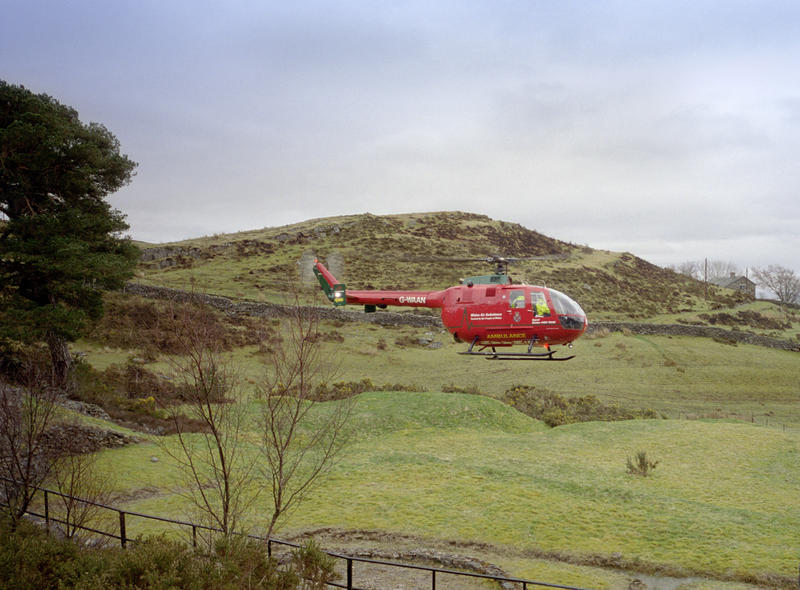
xmin=282 ymin=528 xmax=764 ymax=590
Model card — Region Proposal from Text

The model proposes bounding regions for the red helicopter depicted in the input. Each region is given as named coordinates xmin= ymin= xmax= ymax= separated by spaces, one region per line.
xmin=313 ymin=255 xmax=587 ymax=360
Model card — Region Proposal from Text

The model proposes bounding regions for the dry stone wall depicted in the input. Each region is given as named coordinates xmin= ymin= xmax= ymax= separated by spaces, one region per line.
xmin=124 ymin=283 xmax=441 ymax=328
xmin=589 ymin=322 xmax=799 ymax=351
xmin=124 ymin=283 xmax=799 ymax=351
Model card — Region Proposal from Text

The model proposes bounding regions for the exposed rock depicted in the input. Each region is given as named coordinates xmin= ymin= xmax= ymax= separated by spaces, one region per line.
xmin=59 ymin=398 xmax=111 ymax=421
xmin=40 ymin=424 xmax=143 ymax=456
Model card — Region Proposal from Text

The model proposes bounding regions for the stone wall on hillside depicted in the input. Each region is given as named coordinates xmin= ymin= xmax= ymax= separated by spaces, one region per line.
xmin=41 ymin=424 xmax=142 ymax=455
xmin=124 ymin=283 xmax=441 ymax=328
xmin=588 ymin=322 xmax=799 ymax=351
xmin=124 ymin=283 xmax=799 ymax=352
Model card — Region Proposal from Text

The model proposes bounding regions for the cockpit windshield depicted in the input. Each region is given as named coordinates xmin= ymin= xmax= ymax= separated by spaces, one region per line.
xmin=548 ymin=288 xmax=586 ymax=331
xmin=548 ymin=288 xmax=585 ymax=318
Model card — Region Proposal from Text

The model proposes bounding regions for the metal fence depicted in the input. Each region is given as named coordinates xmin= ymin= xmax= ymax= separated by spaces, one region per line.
xmin=4 ymin=479 xmax=592 ymax=590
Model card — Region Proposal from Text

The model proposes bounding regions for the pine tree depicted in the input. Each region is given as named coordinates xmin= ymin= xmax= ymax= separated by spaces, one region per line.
xmin=0 ymin=81 xmax=139 ymax=387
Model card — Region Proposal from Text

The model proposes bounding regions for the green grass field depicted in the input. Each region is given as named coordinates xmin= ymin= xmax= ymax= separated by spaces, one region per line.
xmin=77 ymin=315 xmax=800 ymax=428
xmin=116 ymin=315 xmax=794 ymax=427
xmin=84 ymin=391 xmax=799 ymax=588
xmin=67 ymin=212 xmax=800 ymax=588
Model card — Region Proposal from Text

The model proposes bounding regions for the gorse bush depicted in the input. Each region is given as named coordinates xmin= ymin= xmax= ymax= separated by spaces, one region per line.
xmin=626 ymin=451 xmax=660 ymax=477
xmin=0 ymin=517 xmax=85 ymax=590
xmin=312 ymin=378 xmax=377 ymax=401
xmin=441 ymin=383 xmax=483 ymax=394
xmin=0 ymin=516 xmax=310 ymax=589
xmin=311 ymin=378 xmax=424 ymax=401
xmin=71 ymin=359 xmax=209 ymax=434
xmin=291 ymin=539 xmax=338 ymax=590
xmin=503 ymin=385 xmax=658 ymax=427
xmin=212 ymin=536 xmax=299 ymax=589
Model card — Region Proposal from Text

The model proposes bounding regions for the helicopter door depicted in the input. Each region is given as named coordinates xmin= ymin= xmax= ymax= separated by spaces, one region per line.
xmin=507 ymin=289 xmax=532 ymax=326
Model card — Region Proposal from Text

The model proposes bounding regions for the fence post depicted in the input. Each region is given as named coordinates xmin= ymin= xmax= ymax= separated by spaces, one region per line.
xmin=431 ymin=569 xmax=436 ymax=590
xmin=119 ymin=511 xmax=127 ymax=548
xmin=347 ymin=558 xmax=352 ymax=590
xmin=268 ymin=539 xmax=272 ymax=558
xmin=43 ymin=489 xmax=49 ymax=531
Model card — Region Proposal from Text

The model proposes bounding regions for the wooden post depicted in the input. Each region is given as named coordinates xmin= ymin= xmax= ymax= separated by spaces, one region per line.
xmin=119 ymin=511 xmax=127 ymax=548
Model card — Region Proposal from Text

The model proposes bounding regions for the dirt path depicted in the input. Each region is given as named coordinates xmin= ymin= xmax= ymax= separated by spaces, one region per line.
xmin=285 ymin=528 xmax=787 ymax=590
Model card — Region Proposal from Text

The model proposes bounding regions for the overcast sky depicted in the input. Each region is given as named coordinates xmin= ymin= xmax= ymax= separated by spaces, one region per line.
xmin=2 ymin=0 xmax=799 ymax=271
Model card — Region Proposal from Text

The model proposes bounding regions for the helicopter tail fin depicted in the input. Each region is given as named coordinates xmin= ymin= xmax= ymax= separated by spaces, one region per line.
xmin=313 ymin=259 xmax=347 ymax=306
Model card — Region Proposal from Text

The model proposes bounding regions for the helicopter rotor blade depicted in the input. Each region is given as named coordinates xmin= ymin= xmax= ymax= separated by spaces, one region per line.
xmin=400 ymin=254 xmax=569 ymax=264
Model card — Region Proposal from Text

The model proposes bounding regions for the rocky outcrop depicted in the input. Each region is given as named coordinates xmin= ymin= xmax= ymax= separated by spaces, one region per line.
xmin=58 ymin=398 xmax=111 ymax=421
xmin=41 ymin=424 xmax=143 ymax=456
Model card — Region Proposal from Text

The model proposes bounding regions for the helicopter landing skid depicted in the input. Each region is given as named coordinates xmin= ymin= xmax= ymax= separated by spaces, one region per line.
xmin=458 ymin=338 xmax=575 ymax=361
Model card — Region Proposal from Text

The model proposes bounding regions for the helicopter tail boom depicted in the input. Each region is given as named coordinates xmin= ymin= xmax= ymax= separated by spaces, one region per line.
xmin=312 ymin=259 xmax=347 ymax=306
xmin=313 ymin=259 xmax=444 ymax=309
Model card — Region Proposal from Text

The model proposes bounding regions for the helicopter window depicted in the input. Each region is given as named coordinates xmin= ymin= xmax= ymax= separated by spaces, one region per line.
xmin=509 ymin=290 xmax=525 ymax=309
xmin=548 ymin=288 xmax=586 ymax=317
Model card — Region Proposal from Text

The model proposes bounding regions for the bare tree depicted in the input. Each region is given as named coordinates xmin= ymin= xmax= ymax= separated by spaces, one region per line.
xmin=257 ymin=301 xmax=352 ymax=541
xmin=670 ymin=260 xmax=701 ymax=280
xmin=752 ymin=265 xmax=800 ymax=305
xmin=706 ymin=260 xmax=740 ymax=281
xmin=670 ymin=259 xmax=741 ymax=281
xmin=0 ymin=373 xmax=61 ymax=528
xmin=49 ymin=448 xmax=115 ymax=541
xmin=159 ymin=302 xmax=258 ymax=539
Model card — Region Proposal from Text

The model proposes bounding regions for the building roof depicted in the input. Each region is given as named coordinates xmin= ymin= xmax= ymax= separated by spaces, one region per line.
xmin=709 ymin=273 xmax=756 ymax=289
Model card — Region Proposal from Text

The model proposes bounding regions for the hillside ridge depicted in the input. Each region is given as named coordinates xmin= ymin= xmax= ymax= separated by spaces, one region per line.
xmin=135 ymin=211 xmax=751 ymax=319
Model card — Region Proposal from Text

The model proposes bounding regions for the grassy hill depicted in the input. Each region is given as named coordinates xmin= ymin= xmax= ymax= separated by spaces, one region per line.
xmin=49 ymin=211 xmax=799 ymax=588
xmin=135 ymin=211 xmax=756 ymax=320
xmin=83 ymin=392 xmax=799 ymax=588
xmin=79 ymin=281 xmax=800 ymax=428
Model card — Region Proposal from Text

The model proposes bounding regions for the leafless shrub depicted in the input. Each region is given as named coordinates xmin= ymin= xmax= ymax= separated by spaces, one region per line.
xmin=49 ymin=448 xmax=115 ymax=542
xmin=257 ymin=300 xmax=353 ymax=541
xmin=0 ymin=370 xmax=62 ymax=527
xmin=158 ymin=302 xmax=258 ymax=539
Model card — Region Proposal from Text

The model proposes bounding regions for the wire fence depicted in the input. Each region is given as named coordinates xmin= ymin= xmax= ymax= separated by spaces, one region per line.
xmin=3 ymin=478 xmax=592 ymax=590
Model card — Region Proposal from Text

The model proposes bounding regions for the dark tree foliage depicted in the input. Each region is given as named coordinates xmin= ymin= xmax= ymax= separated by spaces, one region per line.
xmin=0 ymin=81 xmax=139 ymax=387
